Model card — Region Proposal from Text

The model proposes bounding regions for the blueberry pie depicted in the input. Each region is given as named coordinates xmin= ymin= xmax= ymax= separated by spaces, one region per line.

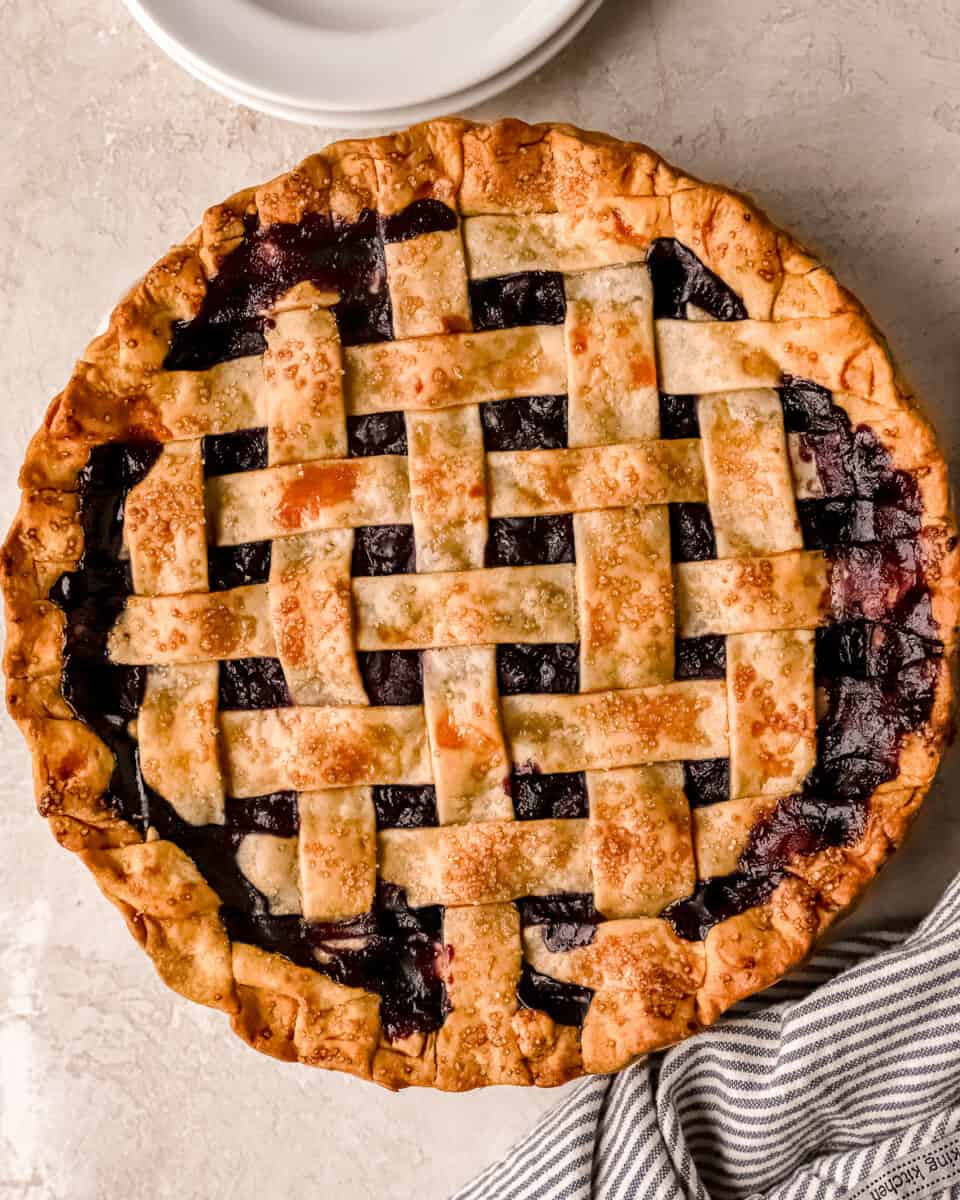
xmin=4 ymin=119 xmax=957 ymax=1090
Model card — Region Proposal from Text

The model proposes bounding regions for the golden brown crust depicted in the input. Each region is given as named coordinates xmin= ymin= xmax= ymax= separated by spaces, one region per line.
xmin=3 ymin=117 xmax=956 ymax=1091
xmin=697 ymin=875 xmax=821 ymax=1025
xmin=81 ymin=840 xmax=238 ymax=1012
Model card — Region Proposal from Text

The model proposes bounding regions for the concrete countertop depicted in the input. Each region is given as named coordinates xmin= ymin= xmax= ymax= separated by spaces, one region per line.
xmin=1 ymin=1 xmax=958 ymax=1196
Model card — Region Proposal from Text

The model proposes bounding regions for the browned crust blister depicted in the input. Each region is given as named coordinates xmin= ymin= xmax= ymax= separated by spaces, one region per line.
xmin=2 ymin=118 xmax=957 ymax=1090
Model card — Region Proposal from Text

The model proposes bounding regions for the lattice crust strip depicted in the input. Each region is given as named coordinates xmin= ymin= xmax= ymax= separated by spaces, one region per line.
xmin=10 ymin=119 xmax=956 ymax=1094
xmin=202 ymin=437 xmax=705 ymax=547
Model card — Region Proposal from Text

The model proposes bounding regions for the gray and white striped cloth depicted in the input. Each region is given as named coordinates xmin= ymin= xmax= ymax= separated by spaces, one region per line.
xmin=456 ymin=874 xmax=960 ymax=1200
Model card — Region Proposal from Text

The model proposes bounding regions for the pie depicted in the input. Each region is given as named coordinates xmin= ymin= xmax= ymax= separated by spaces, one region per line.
xmin=3 ymin=118 xmax=957 ymax=1091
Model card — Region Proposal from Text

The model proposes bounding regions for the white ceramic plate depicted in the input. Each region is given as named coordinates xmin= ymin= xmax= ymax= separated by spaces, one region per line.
xmin=131 ymin=0 xmax=604 ymax=129
xmin=125 ymin=0 xmax=592 ymax=113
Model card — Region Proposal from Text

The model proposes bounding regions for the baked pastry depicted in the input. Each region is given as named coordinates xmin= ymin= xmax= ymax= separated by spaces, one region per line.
xmin=4 ymin=119 xmax=956 ymax=1091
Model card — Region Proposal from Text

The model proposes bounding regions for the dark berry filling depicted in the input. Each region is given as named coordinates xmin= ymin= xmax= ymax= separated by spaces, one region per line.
xmin=675 ymin=635 xmax=727 ymax=681
xmin=740 ymin=795 xmax=867 ymax=877
xmin=517 ymin=963 xmax=593 ymax=1027
xmin=818 ymin=677 xmax=901 ymax=766
xmin=516 ymin=893 xmax=602 ymax=958
xmin=516 ymin=894 xmax=602 ymax=926
xmin=829 ymin=542 xmax=923 ymax=623
xmin=665 ymin=873 xmax=782 ymax=941
xmin=480 ymin=394 xmax=567 ymax=451
xmin=80 ymin=441 xmax=164 ymax=493
xmin=307 ymin=883 xmax=447 ymax=1041
xmin=659 ymin=393 xmax=700 ymax=439
xmin=164 ymin=208 xmax=392 ymax=371
xmin=226 ymin=793 xmax=299 ymax=839
xmin=669 ymin=503 xmax=717 ymax=562
xmin=218 ymin=658 xmax=292 ymax=710
xmin=358 ymin=650 xmax=423 ymax=706
xmin=485 ymin=515 xmax=574 ymax=567
xmin=815 ymin=620 xmax=942 ymax=684
xmin=351 ymin=524 xmax=416 ymax=576
xmin=61 ymin=657 xmax=144 ymax=731
xmin=665 ymin=379 xmax=945 ymax=942
xmin=497 ymin=643 xmax=580 ymax=695
xmin=798 ymin=499 xmax=921 ymax=549
xmin=778 ymin=376 xmax=845 ymax=434
xmin=683 ymin=759 xmax=730 ymax=808
xmin=347 ymin=411 xmax=408 ymax=457
xmin=208 ymin=541 xmax=272 ymax=592
xmin=49 ymin=437 xmax=449 ymax=1038
xmin=373 ymin=785 xmax=439 ymax=829
xmin=469 ymin=272 xmax=566 ymax=331
xmin=803 ymin=435 xmax=922 ymax=510
xmin=380 ymin=199 xmax=458 ymax=243
xmin=74 ymin=443 xmax=161 ymax=565
xmin=225 ymin=884 xmax=449 ymax=1043
xmin=221 ymin=910 xmax=314 ymax=963
xmin=202 ymin=428 xmax=268 ymax=477
xmin=647 ymin=238 xmax=748 ymax=321
xmin=79 ymin=493 xmax=128 ymax=564
xmin=511 ymin=770 xmax=588 ymax=820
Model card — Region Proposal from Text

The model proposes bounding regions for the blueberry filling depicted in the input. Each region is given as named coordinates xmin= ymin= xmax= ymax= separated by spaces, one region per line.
xmin=665 ymin=378 xmax=944 ymax=943
xmin=480 ymin=394 xmax=567 ymax=452
xmin=511 ymin=770 xmax=589 ymax=820
xmin=221 ymin=910 xmax=315 ymax=965
xmin=486 ymin=515 xmax=575 ymax=567
xmin=51 ymin=442 xmax=275 ymax=924
xmin=829 ymin=542 xmax=923 ymax=623
xmin=351 ymin=524 xmax=416 ymax=577
xmin=516 ymin=894 xmax=602 ymax=927
xmin=373 ymin=785 xmax=439 ymax=829
xmin=469 ymin=271 xmax=566 ymax=331
xmin=164 ymin=207 xmax=394 ymax=370
xmin=202 ymin=428 xmax=268 ymax=477
xmin=675 ymin=635 xmax=726 ymax=681
xmin=221 ymin=885 xmax=449 ymax=1043
xmin=306 ymin=883 xmax=447 ymax=1041
xmin=226 ymin=793 xmax=299 ymax=839
xmin=815 ymin=620 xmax=942 ymax=683
xmin=62 ymin=657 xmax=144 ymax=726
xmin=669 ymin=503 xmax=717 ymax=562
xmin=78 ymin=493 xmax=128 ymax=565
xmin=517 ymin=964 xmax=593 ymax=1028
xmin=659 ymin=393 xmax=700 ymax=439
xmin=683 ymin=759 xmax=730 ymax=808
xmin=798 ymin=499 xmax=921 ymax=549
xmin=71 ymin=443 xmax=161 ymax=565
xmin=208 ymin=541 xmax=272 ymax=592
xmin=740 ymin=795 xmax=868 ymax=877
xmin=664 ymin=873 xmax=783 ymax=942
xmin=347 ymin=411 xmax=408 ymax=457
xmin=819 ymin=676 xmax=901 ymax=765
xmin=516 ymin=893 xmax=602 ymax=958
xmin=497 ymin=643 xmax=580 ymax=695
xmin=358 ymin=650 xmax=423 ymax=707
xmin=380 ymin=198 xmax=459 ymax=243
xmin=778 ymin=377 xmax=846 ymax=435
xmin=647 ymin=238 xmax=748 ymax=321
xmin=82 ymin=441 xmax=165 ymax=494
xmin=803 ymin=435 xmax=922 ymax=509
xmin=218 ymin=658 xmax=292 ymax=710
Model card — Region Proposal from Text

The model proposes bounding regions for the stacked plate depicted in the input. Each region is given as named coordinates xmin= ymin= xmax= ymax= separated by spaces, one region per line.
xmin=124 ymin=0 xmax=605 ymax=128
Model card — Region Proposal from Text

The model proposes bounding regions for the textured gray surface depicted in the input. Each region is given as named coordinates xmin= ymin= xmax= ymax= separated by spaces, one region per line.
xmin=1 ymin=1 xmax=958 ymax=1197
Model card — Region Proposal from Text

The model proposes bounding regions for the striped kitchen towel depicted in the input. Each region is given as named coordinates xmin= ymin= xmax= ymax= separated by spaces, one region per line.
xmin=456 ymin=873 xmax=960 ymax=1200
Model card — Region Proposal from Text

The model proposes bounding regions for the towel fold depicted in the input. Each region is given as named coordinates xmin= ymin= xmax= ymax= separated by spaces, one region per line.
xmin=455 ymin=875 xmax=960 ymax=1200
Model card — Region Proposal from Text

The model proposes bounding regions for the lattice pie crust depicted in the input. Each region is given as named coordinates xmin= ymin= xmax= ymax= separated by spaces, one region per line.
xmin=3 ymin=119 xmax=957 ymax=1091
